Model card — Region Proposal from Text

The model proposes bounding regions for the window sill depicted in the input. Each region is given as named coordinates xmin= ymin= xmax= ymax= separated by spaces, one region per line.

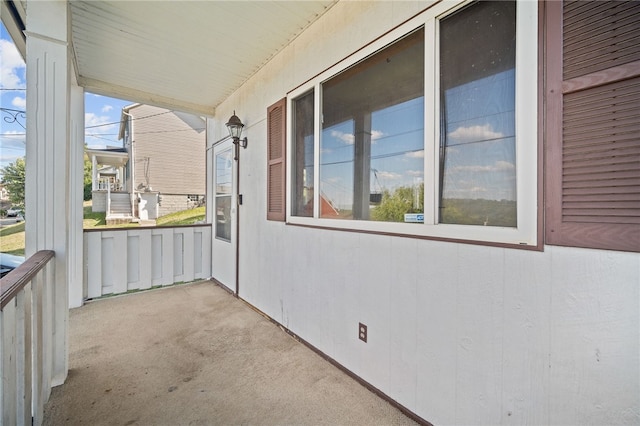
xmin=285 ymin=218 xmax=542 ymax=251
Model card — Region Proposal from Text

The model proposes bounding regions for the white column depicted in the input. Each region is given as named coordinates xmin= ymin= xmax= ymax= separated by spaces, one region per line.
xmin=69 ymin=81 xmax=85 ymax=309
xmin=205 ymin=119 xmax=215 ymax=280
xmin=24 ymin=0 xmax=72 ymax=386
xmin=92 ymin=155 xmax=98 ymax=191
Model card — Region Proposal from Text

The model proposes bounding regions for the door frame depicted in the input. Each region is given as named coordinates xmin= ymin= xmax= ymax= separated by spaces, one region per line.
xmin=210 ymin=138 xmax=238 ymax=294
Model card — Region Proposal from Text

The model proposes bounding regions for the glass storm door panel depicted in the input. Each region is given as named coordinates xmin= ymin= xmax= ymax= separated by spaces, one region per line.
xmin=211 ymin=139 xmax=237 ymax=293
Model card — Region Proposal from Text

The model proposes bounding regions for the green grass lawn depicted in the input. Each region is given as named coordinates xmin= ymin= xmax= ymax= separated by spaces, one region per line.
xmin=0 ymin=221 xmax=26 ymax=256
xmin=83 ymin=205 xmax=106 ymax=228
xmin=2 ymin=205 xmax=207 ymax=256
xmin=156 ymin=206 xmax=205 ymax=226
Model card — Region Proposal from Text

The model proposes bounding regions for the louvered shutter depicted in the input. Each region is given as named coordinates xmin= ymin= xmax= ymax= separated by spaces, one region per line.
xmin=267 ymin=98 xmax=286 ymax=221
xmin=545 ymin=0 xmax=640 ymax=252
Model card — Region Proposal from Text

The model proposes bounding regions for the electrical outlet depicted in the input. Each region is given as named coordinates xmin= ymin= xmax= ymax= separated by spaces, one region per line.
xmin=359 ymin=322 xmax=367 ymax=342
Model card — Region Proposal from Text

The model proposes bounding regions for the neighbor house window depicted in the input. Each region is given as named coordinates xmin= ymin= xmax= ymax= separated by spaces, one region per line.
xmin=285 ymin=0 xmax=538 ymax=246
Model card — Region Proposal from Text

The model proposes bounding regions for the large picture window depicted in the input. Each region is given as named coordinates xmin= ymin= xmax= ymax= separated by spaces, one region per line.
xmin=320 ymin=29 xmax=424 ymax=222
xmin=287 ymin=0 xmax=538 ymax=246
xmin=439 ymin=1 xmax=516 ymax=227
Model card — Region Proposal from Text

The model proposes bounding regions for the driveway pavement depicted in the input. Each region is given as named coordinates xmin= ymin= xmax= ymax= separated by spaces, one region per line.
xmin=44 ymin=281 xmax=419 ymax=425
xmin=0 ymin=217 xmax=23 ymax=228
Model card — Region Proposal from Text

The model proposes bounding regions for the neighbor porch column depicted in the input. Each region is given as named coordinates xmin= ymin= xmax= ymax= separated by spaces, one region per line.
xmin=92 ymin=155 xmax=98 ymax=190
xmin=24 ymin=0 xmax=76 ymax=386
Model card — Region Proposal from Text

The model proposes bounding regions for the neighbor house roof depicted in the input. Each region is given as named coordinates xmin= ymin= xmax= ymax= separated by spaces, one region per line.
xmin=85 ymin=147 xmax=128 ymax=167
xmin=117 ymin=103 xmax=206 ymax=141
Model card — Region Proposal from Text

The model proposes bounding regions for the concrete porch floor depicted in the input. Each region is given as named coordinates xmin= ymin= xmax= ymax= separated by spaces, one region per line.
xmin=44 ymin=281 xmax=418 ymax=425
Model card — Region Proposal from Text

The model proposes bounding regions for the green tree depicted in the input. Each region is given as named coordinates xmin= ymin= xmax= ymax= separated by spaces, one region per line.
xmin=84 ymin=157 xmax=93 ymax=201
xmin=1 ymin=157 xmax=26 ymax=208
xmin=371 ymin=183 xmax=424 ymax=222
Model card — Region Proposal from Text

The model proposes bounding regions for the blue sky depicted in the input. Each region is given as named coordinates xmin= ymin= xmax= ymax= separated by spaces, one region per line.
xmin=0 ymin=23 xmax=133 ymax=171
xmin=320 ymin=97 xmax=424 ymax=209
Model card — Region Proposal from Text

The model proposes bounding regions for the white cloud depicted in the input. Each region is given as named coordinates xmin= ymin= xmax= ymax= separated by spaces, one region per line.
xmin=0 ymin=39 xmax=25 ymax=89
xmin=1 ymin=131 xmax=26 ymax=149
xmin=494 ymin=160 xmax=515 ymax=171
xmin=407 ymin=170 xmax=423 ymax=177
xmin=0 ymin=153 xmax=24 ymax=170
xmin=330 ymin=130 xmax=354 ymax=145
xmin=101 ymin=105 xmax=113 ymax=113
xmin=85 ymin=112 xmax=115 ymax=129
xmin=469 ymin=186 xmax=487 ymax=193
xmin=405 ymin=150 xmax=424 ymax=159
xmin=450 ymin=160 xmax=515 ymax=174
xmin=12 ymin=96 xmax=26 ymax=109
xmin=328 ymin=129 xmax=384 ymax=145
xmin=0 ymin=131 xmax=26 ymax=169
xmin=85 ymin=113 xmax=121 ymax=147
xmin=448 ymin=124 xmax=504 ymax=143
xmin=376 ymin=171 xmax=402 ymax=180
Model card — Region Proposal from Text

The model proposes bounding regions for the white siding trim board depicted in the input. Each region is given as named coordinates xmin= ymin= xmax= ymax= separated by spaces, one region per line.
xmin=212 ymin=1 xmax=640 ymax=424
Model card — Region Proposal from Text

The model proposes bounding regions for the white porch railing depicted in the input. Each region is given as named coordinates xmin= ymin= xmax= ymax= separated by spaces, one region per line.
xmin=106 ymin=182 xmax=111 ymax=217
xmin=0 ymin=250 xmax=56 ymax=426
xmin=97 ymin=178 xmax=123 ymax=192
xmin=83 ymin=224 xmax=212 ymax=298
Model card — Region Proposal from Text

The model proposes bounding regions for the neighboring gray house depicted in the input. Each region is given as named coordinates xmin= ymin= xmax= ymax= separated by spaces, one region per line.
xmin=88 ymin=104 xmax=206 ymax=223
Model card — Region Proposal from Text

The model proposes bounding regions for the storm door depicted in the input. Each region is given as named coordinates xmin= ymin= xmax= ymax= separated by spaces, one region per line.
xmin=211 ymin=139 xmax=237 ymax=292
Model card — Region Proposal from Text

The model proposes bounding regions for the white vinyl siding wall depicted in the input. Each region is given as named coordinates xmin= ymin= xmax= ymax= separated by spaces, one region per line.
xmin=129 ymin=104 xmax=205 ymax=196
xmin=208 ymin=1 xmax=640 ymax=424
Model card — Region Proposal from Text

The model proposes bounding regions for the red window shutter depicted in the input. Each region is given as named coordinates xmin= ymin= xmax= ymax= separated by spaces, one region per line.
xmin=545 ymin=1 xmax=640 ymax=252
xmin=267 ymin=98 xmax=286 ymax=221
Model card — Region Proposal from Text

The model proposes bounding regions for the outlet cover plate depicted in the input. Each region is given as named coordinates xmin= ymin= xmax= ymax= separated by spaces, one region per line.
xmin=359 ymin=322 xmax=367 ymax=342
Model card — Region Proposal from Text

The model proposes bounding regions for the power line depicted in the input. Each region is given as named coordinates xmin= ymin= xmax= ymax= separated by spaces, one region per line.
xmin=4 ymin=108 xmax=185 ymax=131
xmin=85 ymin=134 xmax=121 ymax=144
xmin=85 ymin=110 xmax=173 ymax=129
xmin=320 ymin=147 xmax=424 ymax=167
xmin=3 ymin=124 xmax=206 ymax=141
xmin=86 ymin=127 xmax=205 ymax=137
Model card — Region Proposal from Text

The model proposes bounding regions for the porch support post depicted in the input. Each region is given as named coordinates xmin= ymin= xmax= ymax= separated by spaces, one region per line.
xmin=69 ymin=82 xmax=85 ymax=309
xmin=24 ymin=0 xmax=76 ymax=385
xmin=353 ymin=112 xmax=372 ymax=220
xmin=92 ymin=155 xmax=98 ymax=191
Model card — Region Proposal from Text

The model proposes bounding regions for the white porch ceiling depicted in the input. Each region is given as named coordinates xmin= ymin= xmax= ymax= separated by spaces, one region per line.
xmin=69 ymin=1 xmax=336 ymax=116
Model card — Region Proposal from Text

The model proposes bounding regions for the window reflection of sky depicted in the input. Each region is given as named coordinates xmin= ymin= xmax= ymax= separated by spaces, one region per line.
xmin=442 ymin=68 xmax=516 ymax=201
xmin=215 ymin=148 xmax=233 ymax=195
xmin=215 ymin=147 xmax=233 ymax=241
xmin=320 ymin=97 xmax=424 ymax=209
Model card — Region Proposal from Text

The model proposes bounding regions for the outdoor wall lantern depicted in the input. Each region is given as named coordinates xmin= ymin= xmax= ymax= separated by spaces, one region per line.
xmin=226 ymin=111 xmax=248 ymax=160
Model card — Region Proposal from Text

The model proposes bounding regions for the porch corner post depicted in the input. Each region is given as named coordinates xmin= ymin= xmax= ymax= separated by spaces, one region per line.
xmin=69 ymin=80 xmax=85 ymax=309
xmin=205 ymin=119 xmax=215 ymax=276
xmin=24 ymin=0 xmax=73 ymax=386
